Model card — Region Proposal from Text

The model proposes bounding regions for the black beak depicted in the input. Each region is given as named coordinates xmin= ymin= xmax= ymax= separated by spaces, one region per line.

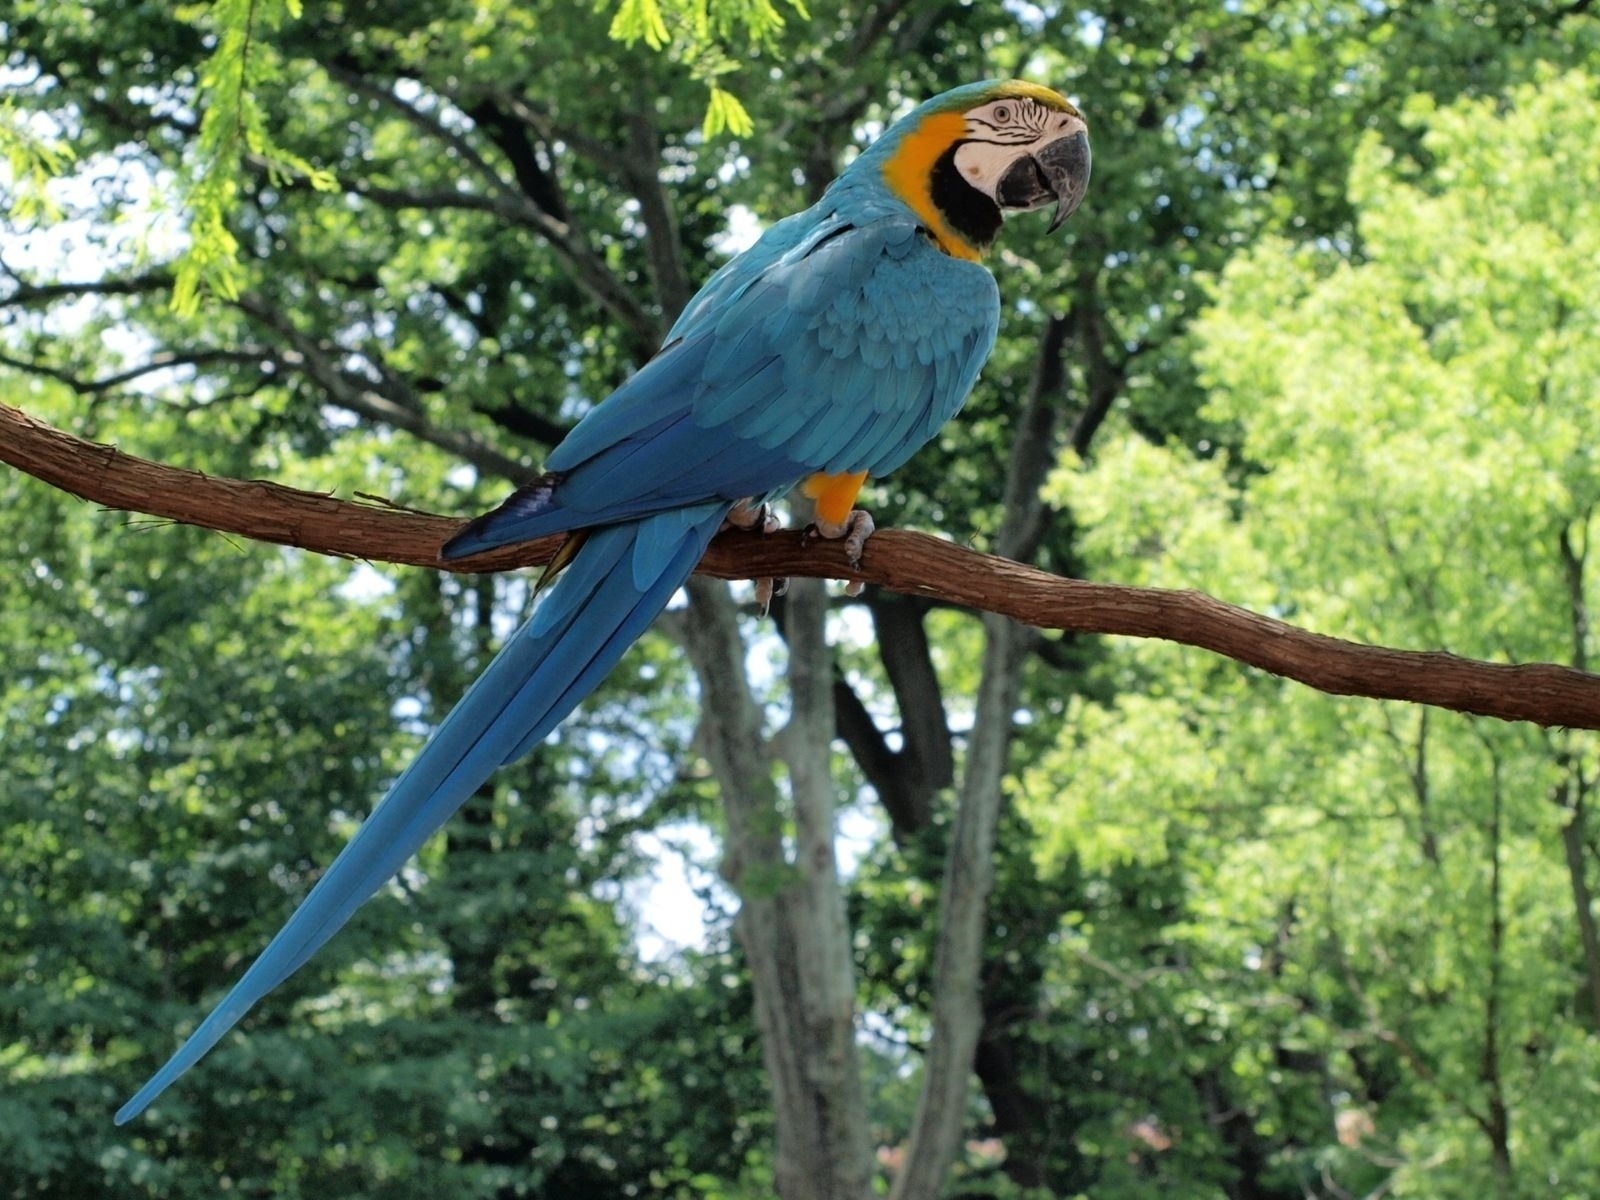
xmin=997 ymin=127 xmax=1092 ymax=234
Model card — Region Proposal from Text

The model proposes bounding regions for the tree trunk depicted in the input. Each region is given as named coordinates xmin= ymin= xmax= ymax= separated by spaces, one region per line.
xmin=1482 ymin=748 xmax=1513 ymax=1188
xmin=889 ymin=316 xmax=1072 ymax=1197
xmin=1559 ymin=787 xmax=1600 ymax=1031
xmin=678 ymin=577 xmax=874 ymax=1199
xmin=1556 ymin=523 xmax=1600 ymax=1030
xmin=889 ymin=609 xmax=1027 ymax=1200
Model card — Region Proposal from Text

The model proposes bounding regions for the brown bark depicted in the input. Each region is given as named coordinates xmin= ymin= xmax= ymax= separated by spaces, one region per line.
xmin=5 ymin=397 xmax=1600 ymax=731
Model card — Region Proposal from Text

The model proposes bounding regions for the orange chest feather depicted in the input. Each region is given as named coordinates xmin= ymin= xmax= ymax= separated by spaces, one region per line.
xmin=880 ymin=111 xmax=982 ymax=262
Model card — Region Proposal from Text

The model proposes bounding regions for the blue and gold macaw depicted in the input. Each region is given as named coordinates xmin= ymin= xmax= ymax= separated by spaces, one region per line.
xmin=116 ymin=79 xmax=1089 ymax=1123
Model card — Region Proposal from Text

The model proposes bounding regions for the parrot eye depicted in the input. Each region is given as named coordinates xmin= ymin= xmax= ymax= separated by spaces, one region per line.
xmin=993 ymin=104 xmax=1012 ymax=123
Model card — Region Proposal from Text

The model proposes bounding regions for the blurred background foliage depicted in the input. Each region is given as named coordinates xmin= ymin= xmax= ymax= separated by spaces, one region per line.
xmin=2 ymin=1 xmax=1599 ymax=1196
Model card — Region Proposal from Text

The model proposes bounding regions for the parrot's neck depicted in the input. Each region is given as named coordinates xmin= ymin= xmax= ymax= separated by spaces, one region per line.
xmin=929 ymin=148 xmax=1002 ymax=254
xmin=874 ymin=110 xmax=992 ymax=262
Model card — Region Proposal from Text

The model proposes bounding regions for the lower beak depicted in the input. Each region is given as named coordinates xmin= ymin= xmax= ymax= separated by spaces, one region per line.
xmin=997 ymin=128 xmax=1092 ymax=234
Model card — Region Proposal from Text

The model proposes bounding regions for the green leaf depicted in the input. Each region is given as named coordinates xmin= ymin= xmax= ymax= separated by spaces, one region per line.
xmin=607 ymin=0 xmax=671 ymax=50
xmin=702 ymin=86 xmax=754 ymax=140
xmin=0 ymin=103 xmax=75 ymax=224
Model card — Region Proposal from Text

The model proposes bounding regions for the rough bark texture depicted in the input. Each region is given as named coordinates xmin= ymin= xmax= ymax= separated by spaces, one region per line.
xmin=676 ymin=578 xmax=874 ymax=1199
xmin=4 ymin=398 xmax=1599 ymax=731
xmin=779 ymin=575 xmax=877 ymax=1194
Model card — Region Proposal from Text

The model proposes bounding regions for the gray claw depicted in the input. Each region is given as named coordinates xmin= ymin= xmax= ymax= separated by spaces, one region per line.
xmin=724 ymin=500 xmax=781 ymax=535
xmin=812 ymin=508 xmax=875 ymax=568
xmin=728 ymin=500 xmax=787 ymax=617
xmin=754 ymin=575 xmax=790 ymax=619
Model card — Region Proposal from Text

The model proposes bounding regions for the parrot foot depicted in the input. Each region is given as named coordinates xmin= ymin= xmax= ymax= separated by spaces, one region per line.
xmin=754 ymin=575 xmax=790 ymax=617
xmin=724 ymin=500 xmax=782 ymax=535
xmin=806 ymin=507 xmax=875 ymax=595
xmin=726 ymin=500 xmax=787 ymax=617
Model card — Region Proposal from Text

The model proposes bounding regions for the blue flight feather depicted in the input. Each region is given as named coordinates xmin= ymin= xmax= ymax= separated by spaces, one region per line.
xmin=115 ymin=505 xmax=724 ymax=1124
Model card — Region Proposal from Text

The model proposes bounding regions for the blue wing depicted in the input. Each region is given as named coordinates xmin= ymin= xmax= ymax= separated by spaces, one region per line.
xmin=444 ymin=213 xmax=998 ymax=556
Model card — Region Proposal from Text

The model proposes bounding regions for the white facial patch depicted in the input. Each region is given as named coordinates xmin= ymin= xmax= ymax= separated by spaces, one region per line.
xmin=953 ymin=97 xmax=1068 ymax=204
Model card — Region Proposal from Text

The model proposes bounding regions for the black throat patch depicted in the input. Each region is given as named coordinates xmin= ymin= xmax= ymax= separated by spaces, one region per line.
xmin=931 ymin=143 xmax=1003 ymax=252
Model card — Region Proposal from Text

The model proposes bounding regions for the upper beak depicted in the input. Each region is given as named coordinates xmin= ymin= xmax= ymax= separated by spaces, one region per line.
xmin=1040 ymin=126 xmax=1091 ymax=233
xmin=996 ymin=117 xmax=1092 ymax=234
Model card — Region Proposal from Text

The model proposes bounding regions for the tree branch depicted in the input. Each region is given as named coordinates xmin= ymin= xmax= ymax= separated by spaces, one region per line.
xmin=625 ymin=112 xmax=694 ymax=324
xmin=830 ymin=670 xmax=919 ymax=832
xmin=4 ymin=398 xmax=1599 ymax=731
xmin=228 ymin=292 xmax=533 ymax=483
xmin=0 ymin=268 xmax=176 ymax=307
xmin=318 ymin=68 xmax=660 ymax=352
xmin=464 ymin=99 xmax=569 ymax=223
xmin=1069 ymin=271 xmax=1126 ymax=460
xmin=0 ymin=348 xmax=274 ymax=395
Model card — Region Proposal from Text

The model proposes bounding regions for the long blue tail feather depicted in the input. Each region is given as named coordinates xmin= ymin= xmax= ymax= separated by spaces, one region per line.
xmin=116 ymin=504 xmax=727 ymax=1123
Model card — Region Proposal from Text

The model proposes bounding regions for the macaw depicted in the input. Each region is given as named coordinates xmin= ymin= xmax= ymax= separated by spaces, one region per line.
xmin=115 ymin=79 xmax=1090 ymax=1123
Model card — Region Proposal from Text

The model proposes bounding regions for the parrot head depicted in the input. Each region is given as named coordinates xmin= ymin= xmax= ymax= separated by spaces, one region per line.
xmin=867 ymin=79 xmax=1091 ymax=260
